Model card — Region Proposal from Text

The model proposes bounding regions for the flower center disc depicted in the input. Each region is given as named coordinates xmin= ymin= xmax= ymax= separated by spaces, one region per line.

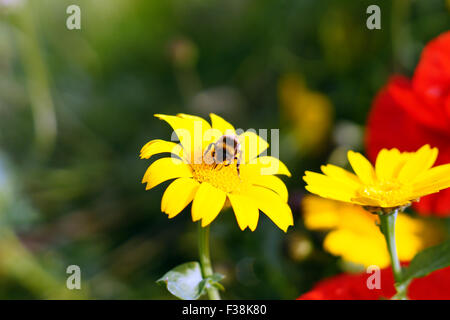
xmin=191 ymin=161 xmax=242 ymax=193
xmin=359 ymin=181 xmax=411 ymax=206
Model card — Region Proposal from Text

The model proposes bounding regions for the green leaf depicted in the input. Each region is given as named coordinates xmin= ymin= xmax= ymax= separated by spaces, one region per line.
xmin=156 ymin=262 xmax=224 ymax=300
xmin=157 ymin=262 xmax=204 ymax=300
xmin=203 ymin=273 xmax=225 ymax=291
xmin=400 ymin=240 xmax=450 ymax=285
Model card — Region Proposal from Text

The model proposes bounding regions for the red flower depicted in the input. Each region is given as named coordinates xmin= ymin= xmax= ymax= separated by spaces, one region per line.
xmin=366 ymin=31 xmax=450 ymax=216
xmin=298 ymin=266 xmax=450 ymax=300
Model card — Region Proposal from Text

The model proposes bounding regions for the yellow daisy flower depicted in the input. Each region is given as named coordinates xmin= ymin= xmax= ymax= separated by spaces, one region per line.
xmin=303 ymin=145 xmax=450 ymax=212
xmin=140 ymin=113 xmax=293 ymax=232
xmin=278 ymin=73 xmax=333 ymax=153
xmin=302 ymin=195 xmax=442 ymax=268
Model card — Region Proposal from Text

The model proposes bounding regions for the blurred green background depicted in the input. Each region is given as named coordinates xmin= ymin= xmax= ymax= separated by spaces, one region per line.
xmin=0 ymin=0 xmax=448 ymax=299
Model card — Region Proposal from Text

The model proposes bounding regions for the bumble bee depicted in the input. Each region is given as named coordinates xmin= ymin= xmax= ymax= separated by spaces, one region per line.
xmin=204 ymin=134 xmax=242 ymax=175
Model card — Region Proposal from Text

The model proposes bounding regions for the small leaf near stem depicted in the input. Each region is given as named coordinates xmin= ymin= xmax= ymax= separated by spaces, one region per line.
xmin=157 ymin=261 xmax=224 ymax=300
xmin=378 ymin=209 xmax=406 ymax=299
xmin=400 ymin=240 xmax=450 ymax=284
xmin=198 ymin=223 xmax=221 ymax=300
xmin=157 ymin=262 xmax=204 ymax=300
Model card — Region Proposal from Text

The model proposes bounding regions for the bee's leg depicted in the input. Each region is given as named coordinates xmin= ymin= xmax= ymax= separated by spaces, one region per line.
xmin=204 ymin=143 xmax=216 ymax=166
xmin=236 ymin=153 xmax=242 ymax=176
xmin=204 ymin=143 xmax=214 ymax=157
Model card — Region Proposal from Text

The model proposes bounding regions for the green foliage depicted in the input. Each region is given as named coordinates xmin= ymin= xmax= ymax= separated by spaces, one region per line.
xmin=400 ymin=240 xmax=450 ymax=285
xmin=157 ymin=262 xmax=224 ymax=300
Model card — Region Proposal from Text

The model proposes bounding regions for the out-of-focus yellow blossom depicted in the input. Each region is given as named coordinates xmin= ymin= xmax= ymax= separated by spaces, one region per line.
xmin=278 ymin=74 xmax=333 ymax=154
xmin=318 ymin=8 xmax=365 ymax=71
xmin=302 ymin=195 xmax=443 ymax=268
xmin=140 ymin=113 xmax=293 ymax=232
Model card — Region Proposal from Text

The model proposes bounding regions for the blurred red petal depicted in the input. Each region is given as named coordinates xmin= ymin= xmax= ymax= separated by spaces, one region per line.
xmin=389 ymin=77 xmax=449 ymax=131
xmin=408 ymin=267 xmax=450 ymax=300
xmin=298 ymin=266 xmax=450 ymax=300
xmin=413 ymin=31 xmax=450 ymax=110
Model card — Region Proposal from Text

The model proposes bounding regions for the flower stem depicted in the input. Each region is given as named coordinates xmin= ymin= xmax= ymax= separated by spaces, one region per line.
xmin=378 ymin=209 xmax=407 ymax=299
xmin=198 ymin=223 xmax=221 ymax=300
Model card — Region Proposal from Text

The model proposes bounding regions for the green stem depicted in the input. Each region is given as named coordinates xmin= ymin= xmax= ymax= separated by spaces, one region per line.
xmin=378 ymin=210 xmax=407 ymax=299
xmin=16 ymin=3 xmax=57 ymax=158
xmin=198 ymin=223 xmax=221 ymax=300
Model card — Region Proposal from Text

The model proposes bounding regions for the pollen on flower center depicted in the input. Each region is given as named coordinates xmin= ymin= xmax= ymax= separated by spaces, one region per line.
xmin=358 ymin=180 xmax=411 ymax=205
xmin=190 ymin=162 xmax=242 ymax=193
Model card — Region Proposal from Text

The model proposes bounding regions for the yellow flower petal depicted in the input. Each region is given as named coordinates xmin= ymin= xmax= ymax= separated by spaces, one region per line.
xmin=243 ymin=185 xmax=293 ymax=232
xmin=142 ymin=158 xmax=192 ymax=189
xmin=305 ymin=185 xmax=353 ymax=204
xmin=302 ymin=196 xmax=340 ymax=230
xmin=228 ymin=193 xmax=259 ymax=231
xmin=303 ymin=171 xmax=357 ymax=202
xmin=161 ymin=178 xmax=200 ymax=218
xmin=177 ymin=113 xmax=213 ymax=151
xmin=191 ymin=182 xmax=226 ymax=226
xmin=396 ymin=214 xmax=426 ymax=261
xmin=398 ymin=145 xmax=438 ymax=183
xmin=210 ymin=113 xmax=235 ymax=135
xmin=349 ymin=195 xmax=382 ymax=207
xmin=243 ymin=156 xmax=291 ymax=177
xmin=154 ymin=114 xmax=194 ymax=155
xmin=324 ymin=230 xmax=391 ymax=268
xmin=177 ymin=113 xmax=212 ymax=130
xmin=239 ymin=131 xmax=269 ymax=163
xmin=347 ymin=151 xmax=376 ymax=185
xmin=375 ymin=148 xmax=400 ymax=180
xmin=392 ymin=151 xmax=413 ymax=179
xmin=411 ymin=163 xmax=450 ymax=195
xmin=140 ymin=139 xmax=183 ymax=160
xmin=303 ymin=196 xmax=442 ymax=268
xmin=321 ymin=164 xmax=362 ymax=189
xmin=155 ymin=114 xmax=210 ymax=162
xmin=410 ymin=184 xmax=450 ymax=200
xmin=249 ymin=175 xmax=289 ymax=202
